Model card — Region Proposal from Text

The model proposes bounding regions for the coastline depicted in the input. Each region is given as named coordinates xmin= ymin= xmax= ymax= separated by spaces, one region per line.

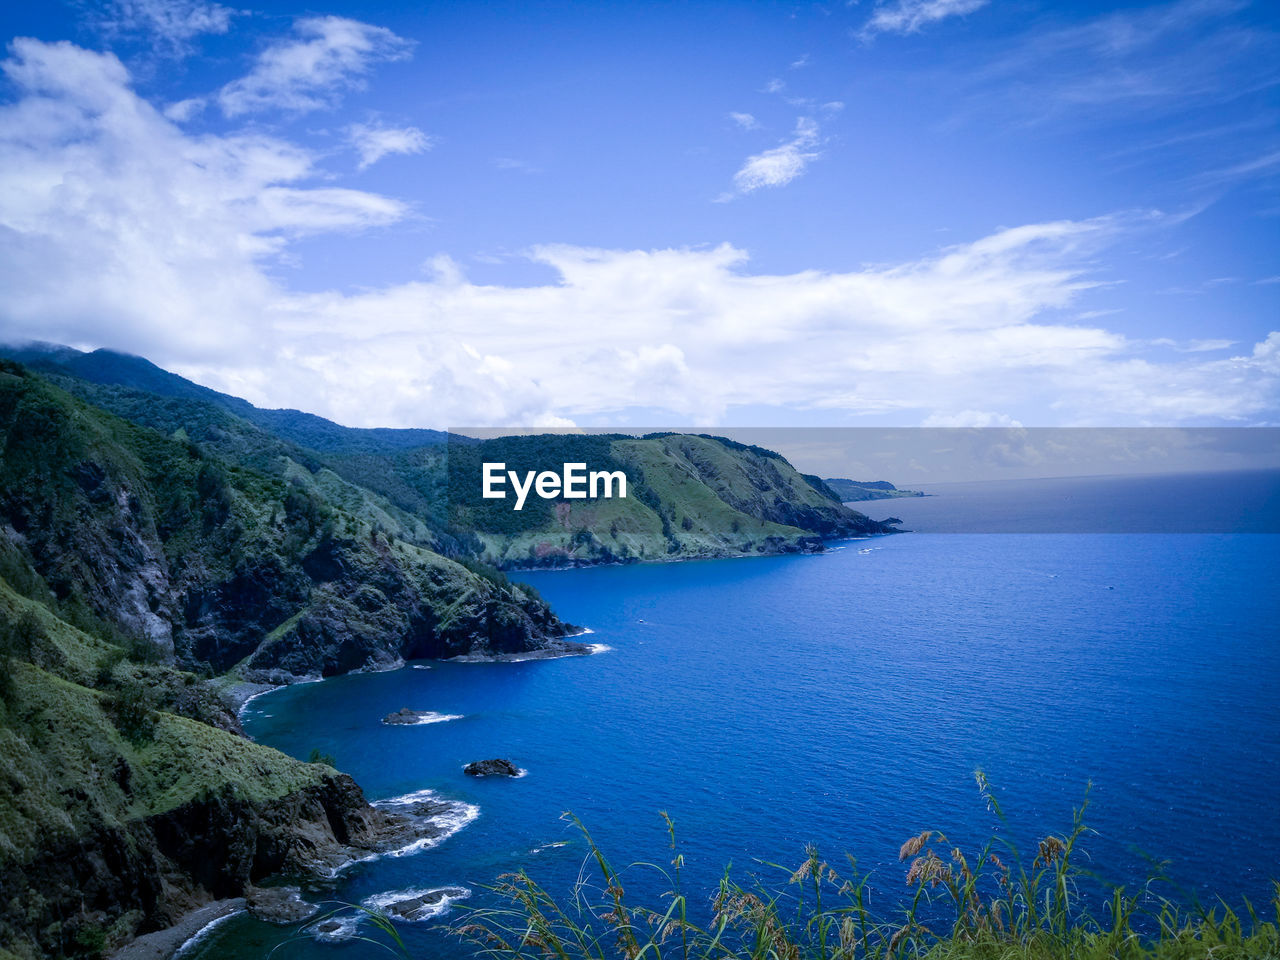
xmin=110 ymin=899 xmax=246 ymax=960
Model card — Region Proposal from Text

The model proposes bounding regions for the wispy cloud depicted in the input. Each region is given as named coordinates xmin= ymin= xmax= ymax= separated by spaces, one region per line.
xmin=1193 ymin=149 xmax=1280 ymax=186
xmin=728 ymin=111 xmax=760 ymax=131
xmin=98 ymin=0 xmax=235 ymax=54
xmin=730 ymin=117 xmax=821 ymax=194
xmin=862 ymin=0 xmax=989 ymax=37
xmin=493 ymin=157 xmax=540 ymax=173
xmin=962 ymin=0 xmax=1278 ymax=122
xmin=346 ymin=121 xmax=433 ymax=170
xmin=218 ymin=16 xmax=414 ymax=117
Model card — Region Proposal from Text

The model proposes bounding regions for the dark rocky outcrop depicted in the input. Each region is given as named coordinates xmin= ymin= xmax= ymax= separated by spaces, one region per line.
xmin=245 ymin=885 xmax=319 ymax=924
xmin=383 ymin=707 xmax=431 ymax=725
xmin=0 ymin=772 xmax=448 ymax=957
xmin=464 ymin=758 xmax=521 ymax=777
xmin=381 ymin=886 xmax=469 ymax=921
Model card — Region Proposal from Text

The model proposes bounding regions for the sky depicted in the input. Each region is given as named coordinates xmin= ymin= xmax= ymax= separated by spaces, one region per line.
xmin=0 ymin=0 xmax=1277 ymax=430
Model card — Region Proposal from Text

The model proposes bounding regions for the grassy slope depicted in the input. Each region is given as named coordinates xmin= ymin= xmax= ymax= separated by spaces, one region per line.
xmin=0 ymin=365 xmax=568 ymax=676
xmin=474 ymin=435 xmax=877 ymax=567
xmin=3 ymin=351 xmax=892 ymax=573
xmin=0 ymin=580 xmax=323 ymax=868
xmin=824 ymin=477 xmax=925 ymax=501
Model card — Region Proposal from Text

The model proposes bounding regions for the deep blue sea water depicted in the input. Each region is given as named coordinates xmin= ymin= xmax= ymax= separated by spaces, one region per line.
xmin=182 ymin=486 xmax=1280 ymax=958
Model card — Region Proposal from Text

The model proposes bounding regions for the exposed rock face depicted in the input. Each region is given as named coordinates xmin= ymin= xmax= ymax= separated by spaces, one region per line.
xmin=464 ymin=758 xmax=521 ymax=777
xmin=0 ymin=772 xmax=444 ymax=957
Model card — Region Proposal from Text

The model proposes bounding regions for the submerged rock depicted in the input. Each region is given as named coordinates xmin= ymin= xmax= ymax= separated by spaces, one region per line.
xmin=464 ymin=758 xmax=521 ymax=777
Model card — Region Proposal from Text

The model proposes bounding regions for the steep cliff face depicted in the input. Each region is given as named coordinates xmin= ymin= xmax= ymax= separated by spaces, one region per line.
xmin=0 ymin=771 xmax=381 ymax=958
xmin=0 ymin=582 xmax=467 ymax=959
xmin=0 ymin=362 xmax=574 ymax=677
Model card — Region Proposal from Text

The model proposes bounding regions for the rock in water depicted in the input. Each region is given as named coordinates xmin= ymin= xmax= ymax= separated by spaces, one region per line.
xmin=246 ymin=885 xmax=319 ymax=924
xmin=380 ymin=887 xmax=469 ymax=921
xmin=464 ymin=758 xmax=521 ymax=777
xmin=383 ymin=707 xmax=425 ymax=725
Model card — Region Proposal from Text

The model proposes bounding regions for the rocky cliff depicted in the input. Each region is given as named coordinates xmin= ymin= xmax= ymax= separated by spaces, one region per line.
xmin=0 ymin=361 xmax=576 ymax=679
xmin=0 ymin=578 xmax=465 ymax=959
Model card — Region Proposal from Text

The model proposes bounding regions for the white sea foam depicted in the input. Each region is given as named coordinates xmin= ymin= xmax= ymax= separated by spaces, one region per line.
xmin=234 ymin=686 xmax=280 ymax=717
xmin=412 ymin=664 xmax=433 ymax=670
xmin=461 ymin=764 xmax=528 ymax=777
xmin=172 ymin=907 xmax=245 ymax=958
xmin=363 ymin=886 xmax=471 ymax=921
xmin=382 ymin=711 xmax=464 ymax=726
xmin=362 ymin=789 xmax=481 ymax=861
xmin=531 ymin=840 xmax=570 ymax=854
xmin=587 ymin=643 xmax=612 ymax=654
xmin=309 ymin=914 xmax=361 ymax=943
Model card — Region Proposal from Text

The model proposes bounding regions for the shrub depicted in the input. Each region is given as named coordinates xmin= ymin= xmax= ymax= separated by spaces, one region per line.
xmin=307 ymin=748 xmax=337 ymax=767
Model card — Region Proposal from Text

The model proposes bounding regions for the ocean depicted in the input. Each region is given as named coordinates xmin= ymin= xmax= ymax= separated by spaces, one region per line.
xmin=181 ymin=474 xmax=1280 ymax=959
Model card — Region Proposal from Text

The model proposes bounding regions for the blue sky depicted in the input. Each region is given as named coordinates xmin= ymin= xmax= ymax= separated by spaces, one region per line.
xmin=0 ymin=0 xmax=1277 ymax=428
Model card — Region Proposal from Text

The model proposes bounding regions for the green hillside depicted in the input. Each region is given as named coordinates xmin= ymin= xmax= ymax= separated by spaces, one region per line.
xmin=0 ymin=361 xmax=575 ymax=680
xmin=823 ymin=477 xmax=926 ymax=501
xmin=0 ymin=360 xmax=586 ymax=957
xmin=448 ymin=433 xmax=898 ymax=567
xmin=2 ymin=346 xmax=903 ymax=573
xmin=0 ymin=573 xmax=371 ymax=959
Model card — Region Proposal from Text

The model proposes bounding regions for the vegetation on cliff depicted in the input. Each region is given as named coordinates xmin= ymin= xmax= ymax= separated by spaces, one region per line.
xmin=0 ymin=572 xmax=372 ymax=958
xmin=0 ymin=360 xmax=574 ymax=679
xmin=0 ymin=358 xmax=574 ymax=955
xmin=5 ymin=346 xmax=903 ymax=572
xmin=447 ymin=433 xmax=897 ymax=568
xmin=822 ymin=479 xmax=926 ymax=502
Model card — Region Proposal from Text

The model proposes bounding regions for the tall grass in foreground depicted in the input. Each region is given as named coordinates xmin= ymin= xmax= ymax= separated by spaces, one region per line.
xmin=451 ymin=774 xmax=1279 ymax=960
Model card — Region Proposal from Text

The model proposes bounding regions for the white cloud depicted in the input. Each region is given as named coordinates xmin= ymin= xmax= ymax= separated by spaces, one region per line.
xmin=732 ymin=117 xmax=820 ymax=193
xmin=346 ymin=121 xmax=433 ymax=170
xmin=0 ymin=39 xmax=407 ymax=361
xmin=100 ymin=0 xmax=234 ymax=54
xmin=763 ymin=78 xmax=785 ymax=93
xmin=729 ymin=111 xmax=760 ymax=130
xmin=863 ymin=0 xmax=989 ymax=37
xmin=0 ymin=39 xmax=1276 ymax=430
xmin=164 ymin=97 xmax=206 ymax=121
xmin=218 ymin=17 xmax=414 ymax=117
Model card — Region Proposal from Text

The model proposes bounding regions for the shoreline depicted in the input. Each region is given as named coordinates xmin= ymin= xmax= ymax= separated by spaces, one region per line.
xmin=499 ymin=529 xmax=899 ymax=573
xmin=110 ymin=899 xmax=245 ymax=960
